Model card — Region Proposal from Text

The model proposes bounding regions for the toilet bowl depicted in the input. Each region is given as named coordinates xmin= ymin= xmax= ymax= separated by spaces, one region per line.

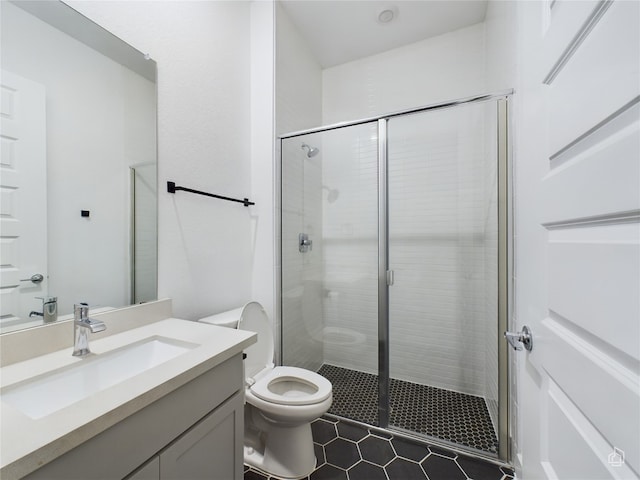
xmin=199 ymin=302 xmax=332 ymax=479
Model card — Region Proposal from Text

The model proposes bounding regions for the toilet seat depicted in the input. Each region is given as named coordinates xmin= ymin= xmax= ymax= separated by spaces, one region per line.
xmin=251 ymin=366 xmax=332 ymax=406
xmin=235 ymin=301 xmax=332 ymax=408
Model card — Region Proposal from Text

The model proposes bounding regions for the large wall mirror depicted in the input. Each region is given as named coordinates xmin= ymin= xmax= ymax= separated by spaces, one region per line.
xmin=0 ymin=0 xmax=157 ymax=333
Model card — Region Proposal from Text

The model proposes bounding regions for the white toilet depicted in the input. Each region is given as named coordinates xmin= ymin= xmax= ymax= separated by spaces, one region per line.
xmin=199 ymin=302 xmax=332 ymax=479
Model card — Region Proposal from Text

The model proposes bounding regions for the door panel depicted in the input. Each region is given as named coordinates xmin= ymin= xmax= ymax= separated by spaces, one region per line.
xmin=548 ymin=239 xmax=639 ymax=358
xmin=540 ymin=0 xmax=600 ymax=76
xmin=542 ymin=103 xmax=639 ymax=224
xmin=547 ymin=1 xmax=639 ymax=156
xmin=545 ymin=378 xmax=615 ymax=480
xmin=542 ymin=315 xmax=639 ymax=473
xmin=516 ymin=0 xmax=640 ymax=478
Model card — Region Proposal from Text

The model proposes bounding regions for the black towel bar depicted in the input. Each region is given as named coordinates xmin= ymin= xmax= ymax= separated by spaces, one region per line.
xmin=167 ymin=181 xmax=255 ymax=207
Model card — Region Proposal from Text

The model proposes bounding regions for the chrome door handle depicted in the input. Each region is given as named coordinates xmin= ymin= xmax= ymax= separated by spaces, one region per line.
xmin=20 ymin=273 xmax=44 ymax=284
xmin=504 ymin=325 xmax=533 ymax=351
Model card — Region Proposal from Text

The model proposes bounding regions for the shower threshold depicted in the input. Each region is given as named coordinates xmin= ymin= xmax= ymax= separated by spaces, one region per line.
xmin=318 ymin=364 xmax=498 ymax=455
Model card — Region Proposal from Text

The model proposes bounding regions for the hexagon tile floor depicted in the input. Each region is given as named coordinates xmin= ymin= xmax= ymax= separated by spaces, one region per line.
xmin=317 ymin=364 xmax=498 ymax=454
xmin=244 ymin=416 xmax=514 ymax=480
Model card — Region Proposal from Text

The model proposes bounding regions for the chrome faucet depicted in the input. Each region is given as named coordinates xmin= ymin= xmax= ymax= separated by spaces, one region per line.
xmin=29 ymin=296 xmax=58 ymax=323
xmin=72 ymin=303 xmax=106 ymax=357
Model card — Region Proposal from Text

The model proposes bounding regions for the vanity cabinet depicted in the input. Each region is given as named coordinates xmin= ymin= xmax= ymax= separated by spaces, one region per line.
xmin=24 ymin=354 xmax=244 ymax=480
xmin=127 ymin=458 xmax=159 ymax=480
xmin=127 ymin=391 xmax=242 ymax=480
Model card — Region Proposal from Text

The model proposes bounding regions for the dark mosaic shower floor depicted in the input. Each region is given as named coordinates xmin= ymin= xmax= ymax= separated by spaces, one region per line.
xmin=317 ymin=364 xmax=498 ymax=454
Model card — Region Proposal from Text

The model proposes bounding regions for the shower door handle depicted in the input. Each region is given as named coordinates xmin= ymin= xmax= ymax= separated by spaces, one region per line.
xmin=386 ymin=270 xmax=394 ymax=286
xmin=299 ymin=233 xmax=313 ymax=253
xmin=504 ymin=326 xmax=533 ymax=351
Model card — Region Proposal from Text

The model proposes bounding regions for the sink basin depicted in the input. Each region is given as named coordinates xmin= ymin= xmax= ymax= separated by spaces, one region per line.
xmin=2 ymin=336 xmax=196 ymax=419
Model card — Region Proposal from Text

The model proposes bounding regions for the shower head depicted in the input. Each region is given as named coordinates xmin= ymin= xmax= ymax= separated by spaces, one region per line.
xmin=301 ymin=143 xmax=319 ymax=158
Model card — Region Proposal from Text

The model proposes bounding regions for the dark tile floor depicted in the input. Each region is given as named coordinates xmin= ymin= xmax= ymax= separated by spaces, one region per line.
xmin=244 ymin=416 xmax=513 ymax=480
xmin=318 ymin=364 xmax=498 ymax=454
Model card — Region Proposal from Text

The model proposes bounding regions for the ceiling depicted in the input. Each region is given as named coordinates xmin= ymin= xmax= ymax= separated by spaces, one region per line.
xmin=279 ymin=1 xmax=488 ymax=68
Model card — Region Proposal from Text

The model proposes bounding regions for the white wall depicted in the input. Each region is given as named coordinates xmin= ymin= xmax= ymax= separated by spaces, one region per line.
xmin=484 ymin=1 xmax=518 ymax=94
xmin=2 ymin=2 xmax=155 ymax=315
xmin=275 ymin=2 xmax=323 ymax=136
xmin=66 ymin=0 xmax=254 ymax=320
xmin=250 ymin=1 xmax=275 ymax=338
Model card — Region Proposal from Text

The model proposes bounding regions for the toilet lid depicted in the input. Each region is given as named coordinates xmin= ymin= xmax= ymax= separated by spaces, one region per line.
xmin=238 ymin=302 xmax=274 ymax=380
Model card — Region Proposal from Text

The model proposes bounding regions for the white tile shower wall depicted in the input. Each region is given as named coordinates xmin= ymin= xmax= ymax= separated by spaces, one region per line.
xmin=321 ymin=124 xmax=380 ymax=374
xmin=386 ymin=106 xmax=489 ymax=396
xmin=320 ymin=107 xmax=491 ymax=397
xmin=483 ymin=105 xmax=499 ymax=430
xmin=133 ymin=163 xmax=158 ymax=304
xmin=276 ymin=4 xmax=324 ymax=371
xmin=322 ymin=23 xmax=485 ymax=124
xmin=281 ymin=140 xmax=320 ymax=371
xmin=321 ymin=24 xmax=491 ymax=397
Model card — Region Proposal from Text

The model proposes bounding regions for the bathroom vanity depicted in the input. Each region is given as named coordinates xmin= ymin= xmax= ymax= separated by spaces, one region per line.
xmin=0 ymin=300 xmax=256 ymax=480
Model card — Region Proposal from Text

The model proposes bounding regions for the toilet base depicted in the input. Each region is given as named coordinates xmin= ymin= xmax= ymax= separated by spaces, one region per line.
xmin=244 ymin=417 xmax=317 ymax=479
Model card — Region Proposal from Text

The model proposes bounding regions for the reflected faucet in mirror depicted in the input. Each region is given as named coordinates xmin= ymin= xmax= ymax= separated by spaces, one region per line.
xmin=29 ymin=296 xmax=58 ymax=324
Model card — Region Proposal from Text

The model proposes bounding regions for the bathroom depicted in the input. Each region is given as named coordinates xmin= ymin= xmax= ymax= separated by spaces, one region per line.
xmin=0 ymin=1 xmax=638 ymax=479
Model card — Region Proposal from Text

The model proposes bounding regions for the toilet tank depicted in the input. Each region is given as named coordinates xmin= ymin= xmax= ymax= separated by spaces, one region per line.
xmin=198 ymin=307 xmax=244 ymax=329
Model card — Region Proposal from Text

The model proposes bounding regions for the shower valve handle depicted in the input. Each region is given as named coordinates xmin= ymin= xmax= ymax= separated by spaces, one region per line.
xmin=299 ymin=233 xmax=313 ymax=253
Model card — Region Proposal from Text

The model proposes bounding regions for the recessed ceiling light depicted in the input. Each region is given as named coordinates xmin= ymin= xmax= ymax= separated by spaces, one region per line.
xmin=377 ymin=7 xmax=397 ymax=24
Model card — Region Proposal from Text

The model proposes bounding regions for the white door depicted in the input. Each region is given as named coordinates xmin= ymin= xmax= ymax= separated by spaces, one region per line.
xmin=0 ymin=70 xmax=48 ymax=331
xmin=514 ymin=1 xmax=640 ymax=479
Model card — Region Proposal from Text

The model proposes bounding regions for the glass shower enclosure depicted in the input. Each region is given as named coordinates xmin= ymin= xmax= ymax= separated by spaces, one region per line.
xmin=279 ymin=93 xmax=510 ymax=460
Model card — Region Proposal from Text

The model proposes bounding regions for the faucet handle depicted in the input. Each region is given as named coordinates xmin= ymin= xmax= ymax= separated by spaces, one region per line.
xmin=74 ymin=303 xmax=89 ymax=320
xmin=37 ymin=296 xmax=57 ymax=304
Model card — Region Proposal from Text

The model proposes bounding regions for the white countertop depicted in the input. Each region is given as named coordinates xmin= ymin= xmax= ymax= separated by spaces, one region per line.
xmin=0 ymin=318 xmax=256 ymax=479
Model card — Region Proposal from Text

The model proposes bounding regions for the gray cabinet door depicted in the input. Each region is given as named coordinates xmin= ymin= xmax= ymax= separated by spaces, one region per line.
xmin=160 ymin=392 xmax=243 ymax=480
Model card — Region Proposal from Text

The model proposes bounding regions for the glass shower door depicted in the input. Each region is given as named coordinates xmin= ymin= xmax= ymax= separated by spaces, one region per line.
xmin=281 ymin=121 xmax=381 ymax=424
xmin=386 ymin=101 xmax=500 ymax=454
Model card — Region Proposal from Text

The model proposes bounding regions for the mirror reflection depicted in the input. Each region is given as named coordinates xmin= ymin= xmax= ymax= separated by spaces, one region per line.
xmin=0 ymin=0 xmax=158 ymax=333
